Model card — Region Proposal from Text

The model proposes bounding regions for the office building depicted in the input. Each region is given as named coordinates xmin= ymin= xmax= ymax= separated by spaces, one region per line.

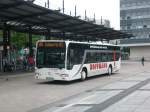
xmin=120 ymin=0 xmax=150 ymax=60
xmin=120 ymin=0 xmax=150 ymax=39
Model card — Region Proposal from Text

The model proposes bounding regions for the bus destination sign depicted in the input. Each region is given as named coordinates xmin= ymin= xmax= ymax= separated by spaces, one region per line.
xmin=38 ymin=42 xmax=65 ymax=48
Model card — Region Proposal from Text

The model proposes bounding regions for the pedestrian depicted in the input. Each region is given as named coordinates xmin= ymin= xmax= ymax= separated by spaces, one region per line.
xmin=23 ymin=55 xmax=27 ymax=70
xmin=28 ymin=55 xmax=34 ymax=71
xmin=141 ymin=56 xmax=145 ymax=66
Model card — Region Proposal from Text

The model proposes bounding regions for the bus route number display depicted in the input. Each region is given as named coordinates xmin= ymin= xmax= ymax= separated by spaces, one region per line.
xmin=38 ymin=42 xmax=64 ymax=48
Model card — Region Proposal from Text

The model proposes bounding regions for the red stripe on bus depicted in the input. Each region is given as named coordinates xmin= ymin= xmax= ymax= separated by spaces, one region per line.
xmin=114 ymin=49 xmax=116 ymax=66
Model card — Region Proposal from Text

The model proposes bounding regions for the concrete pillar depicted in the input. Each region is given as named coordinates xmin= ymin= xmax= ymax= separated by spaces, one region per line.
xmin=28 ymin=27 xmax=33 ymax=56
xmin=2 ymin=22 xmax=11 ymax=72
xmin=7 ymin=29 xmax=11 ymax=46
xmin=63 ymin=32 xmax=65 ymax=40
xmin=46 ymin=29 xmax=51 ymax=40
xmin=3 ymin=22 xmax=8 ymax=57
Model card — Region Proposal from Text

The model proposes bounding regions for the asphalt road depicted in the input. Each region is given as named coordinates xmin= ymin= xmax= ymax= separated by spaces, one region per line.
xmin=0 ymin=61 xmax=149 ymax=112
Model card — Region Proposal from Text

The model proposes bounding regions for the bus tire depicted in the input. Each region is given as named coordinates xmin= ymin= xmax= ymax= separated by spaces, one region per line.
xmin=108 ymin=65 xmax=112 ymax=75
xmin=81 ymin=69 xmax=87 ymax=81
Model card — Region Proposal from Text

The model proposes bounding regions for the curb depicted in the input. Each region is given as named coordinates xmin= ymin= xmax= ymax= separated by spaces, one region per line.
xmin=0 ymin=72 xmax=34 ymax=80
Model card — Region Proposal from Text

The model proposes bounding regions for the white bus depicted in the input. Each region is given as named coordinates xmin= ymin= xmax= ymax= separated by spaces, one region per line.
xmin=35 ymin=40 xmax=121 ymax=81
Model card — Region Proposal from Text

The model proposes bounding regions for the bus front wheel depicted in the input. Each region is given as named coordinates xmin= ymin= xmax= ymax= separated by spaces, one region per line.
xmin=81 ymin=70 xmax=87 ymax=81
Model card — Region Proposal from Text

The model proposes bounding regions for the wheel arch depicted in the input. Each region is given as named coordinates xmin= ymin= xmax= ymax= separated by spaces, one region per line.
xmin=108 ymin=64 xmax=113 ymax=74
xmin=82 ymin=67 xmax=88 ymax=76
xmin=109 ymin=64 xmax=112 ymax=69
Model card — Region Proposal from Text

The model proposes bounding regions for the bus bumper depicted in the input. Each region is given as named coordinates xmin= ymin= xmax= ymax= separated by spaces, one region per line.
xmin=35 ymin=73 xmax=70 ymax=81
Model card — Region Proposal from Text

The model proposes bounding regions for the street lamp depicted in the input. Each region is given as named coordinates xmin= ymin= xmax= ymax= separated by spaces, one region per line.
xmin=62 ymin=0 xmax=64 ymax=13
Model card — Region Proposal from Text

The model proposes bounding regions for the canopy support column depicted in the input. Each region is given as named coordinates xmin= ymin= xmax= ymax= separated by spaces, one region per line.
xmin=28 ymin=27 xmax=33 ymax=56
xmin=46 ymin=29 xmax=51 ymax=40
xmin=3 ymin=22 xmax=10 ymax=57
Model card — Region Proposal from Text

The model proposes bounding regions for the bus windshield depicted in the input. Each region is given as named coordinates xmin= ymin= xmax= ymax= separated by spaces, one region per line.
xmin=36 ymin=42 xmax=66 ymax=69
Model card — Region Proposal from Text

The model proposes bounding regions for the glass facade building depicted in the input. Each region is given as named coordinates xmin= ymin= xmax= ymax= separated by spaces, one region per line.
xmin=120 ymin=0 xmax=150 ymax=39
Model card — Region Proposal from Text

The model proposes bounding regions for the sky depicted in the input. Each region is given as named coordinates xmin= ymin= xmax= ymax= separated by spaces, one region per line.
xmin=34 ymin=0 xmax=120 ymax=30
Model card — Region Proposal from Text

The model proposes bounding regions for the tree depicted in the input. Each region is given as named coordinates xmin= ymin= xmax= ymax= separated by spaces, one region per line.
xmin=11 ymin=31 xmax=42 ymax=49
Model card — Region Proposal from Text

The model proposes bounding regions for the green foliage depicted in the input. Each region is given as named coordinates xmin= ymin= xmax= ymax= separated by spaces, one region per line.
xmin=11 ymin=32 xmax=27 ymax=49
xmin=0 ymin=30 xmax=3 ymax=40
xmin=11 ymin=31 xmax=42 ymax=49
xmin=0 ymin=30 xmax=63 ymax=50
xmin=32 ymin=35 xmax=42 ymax=47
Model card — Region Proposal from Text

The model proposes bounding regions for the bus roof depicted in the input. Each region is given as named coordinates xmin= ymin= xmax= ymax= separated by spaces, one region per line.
xmin=37 ymin=40 xmax=120 ymax=47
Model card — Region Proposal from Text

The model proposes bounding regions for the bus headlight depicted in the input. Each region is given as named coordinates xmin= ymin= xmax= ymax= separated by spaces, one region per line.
xmin=61 ymin=74 xmax=69 ymax=77
xmin=35 ymin=73 xmax=40 ymax=76
xmin=35 ymin=73 xmax=40 ymax=79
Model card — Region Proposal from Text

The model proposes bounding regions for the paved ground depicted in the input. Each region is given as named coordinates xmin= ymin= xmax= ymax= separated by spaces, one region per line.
xmin=0 ymin=61 xmax=150 ymax=112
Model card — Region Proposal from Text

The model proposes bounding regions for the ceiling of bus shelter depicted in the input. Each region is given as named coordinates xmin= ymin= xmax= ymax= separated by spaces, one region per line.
xmin=0 ymin=0 xmax=133 ymax=41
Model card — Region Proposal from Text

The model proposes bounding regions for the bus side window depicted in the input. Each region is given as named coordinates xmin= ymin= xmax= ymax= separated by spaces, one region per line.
xmin=96 ymin=53 xmax=101 ymax=62
xmin=108 ymin=53 xmax=113 ymax=61
xmin=67 ymin=49 xmax=74 ymax=68
xmin=70 ymin=49 xmax=74 ymax=58
xmin=69 ymin=49 xmax=81 ymax=65
xmin=102 ymin=53 xmax=108 ymax=62
xmin=85 ymin=52 xmax=90 ymax=63
xmin=116 ymin=53 xmax=120 ymax=61
xmin=69 ymin=49 xmax=74 ymax=64
xmin=89 ymin=52 xmax=95 ymax=63
xmin=73 ymin=49 xmax=78 ymax=64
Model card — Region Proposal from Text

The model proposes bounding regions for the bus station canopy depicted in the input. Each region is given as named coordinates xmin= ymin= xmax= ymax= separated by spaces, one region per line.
xmin=0 ymin=0 xmax=132 ymax=41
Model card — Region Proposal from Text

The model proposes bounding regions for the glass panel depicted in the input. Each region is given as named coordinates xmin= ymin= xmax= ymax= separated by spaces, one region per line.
xmin=36 ymin=49 xmax=44 ymax=66
xmin=101 ymin=53 xmax=108 ymax=62
xmin=67 ymin=44 xmax=84 ymax=70
xmin=36 ymin=42 xmax=66 ymax=69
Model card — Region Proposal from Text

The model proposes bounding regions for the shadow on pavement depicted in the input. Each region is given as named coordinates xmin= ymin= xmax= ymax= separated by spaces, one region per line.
xmin=36 ymin=73 xmax=117 ymax=85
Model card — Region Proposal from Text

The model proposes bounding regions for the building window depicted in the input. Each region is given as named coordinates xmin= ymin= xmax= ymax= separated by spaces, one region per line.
xmin=127 ymin=16 xmax=131 ymax=19
xmin=127 ymin=26 xmax=131 ymax=30
xmin=143 ymin=25 xmax=147 ymax=28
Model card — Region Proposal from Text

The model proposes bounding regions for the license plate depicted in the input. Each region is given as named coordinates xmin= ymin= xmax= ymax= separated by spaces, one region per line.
xmin=46 ymin=77 xmax=54 ymax=81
